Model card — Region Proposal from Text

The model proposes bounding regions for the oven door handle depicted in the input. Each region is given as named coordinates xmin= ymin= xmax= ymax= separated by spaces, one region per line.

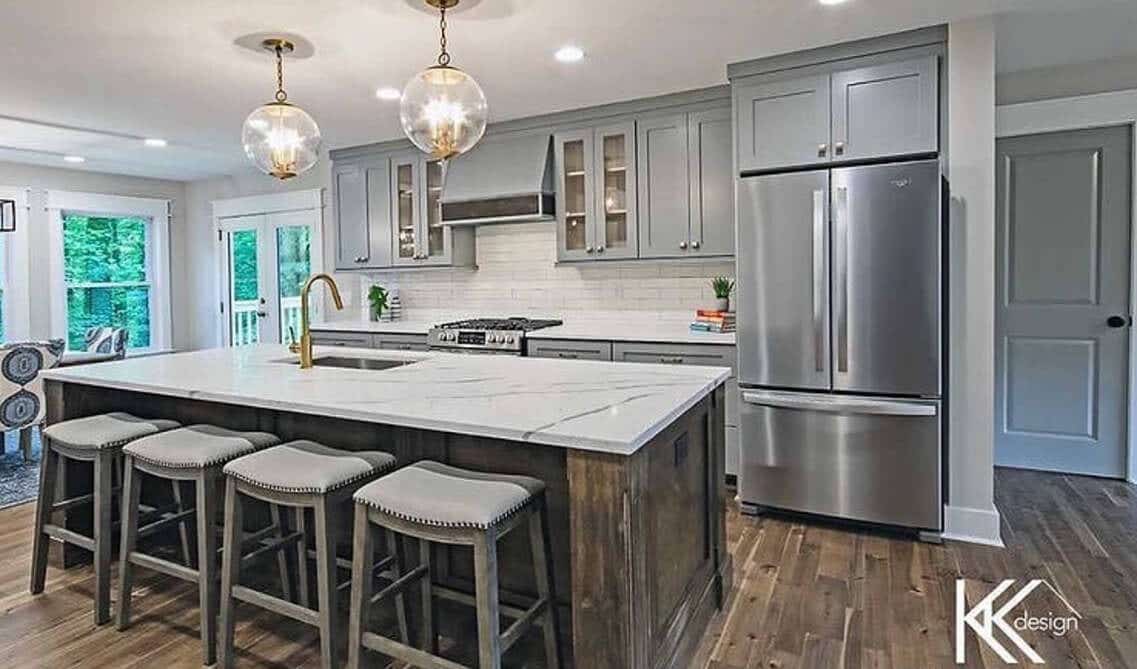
xmin=741 ymin=391 xmax=937 ymax=416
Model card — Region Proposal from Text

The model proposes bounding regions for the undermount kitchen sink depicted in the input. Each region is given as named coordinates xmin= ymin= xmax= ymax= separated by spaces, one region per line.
xmin=279 ymin=356 xmax=417 ymax=371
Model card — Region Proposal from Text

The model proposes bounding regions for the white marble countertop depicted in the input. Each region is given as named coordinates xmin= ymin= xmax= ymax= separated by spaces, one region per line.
xmin=42 ymin=344 xmax=730 ymax=455
xmin=312 ymin=311 xmax=736 ymax=346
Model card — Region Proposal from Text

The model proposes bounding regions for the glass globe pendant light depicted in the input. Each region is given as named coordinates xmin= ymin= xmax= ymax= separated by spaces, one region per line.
xmin=242 ymin=39 xmax=321 ymax=180
xmin=399 ymin=0 xmax=488 ymax=161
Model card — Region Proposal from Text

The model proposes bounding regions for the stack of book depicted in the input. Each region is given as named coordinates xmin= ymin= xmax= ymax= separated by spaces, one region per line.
xmin=690 ymin=309 xmax=735 ymax=333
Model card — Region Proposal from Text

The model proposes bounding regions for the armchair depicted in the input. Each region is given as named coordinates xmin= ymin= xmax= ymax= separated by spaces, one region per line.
xmin=0 ymin=339 xmax=65 ymax=461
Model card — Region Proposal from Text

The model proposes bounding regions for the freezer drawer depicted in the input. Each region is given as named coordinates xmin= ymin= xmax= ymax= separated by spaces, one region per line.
xmin=739 ymin=390 xmax=941 ymax=530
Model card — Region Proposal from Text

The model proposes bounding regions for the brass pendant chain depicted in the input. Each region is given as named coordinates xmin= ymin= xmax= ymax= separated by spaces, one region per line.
xmin=274 ymin=44 xmax=288 ymax=103
xmin=437 ymin=7 xmax=451 ymax=67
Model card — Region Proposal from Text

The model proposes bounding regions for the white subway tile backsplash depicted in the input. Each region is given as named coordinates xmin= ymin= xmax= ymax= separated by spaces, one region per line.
xmin=366 ymin=222 xmax=734 ymax=314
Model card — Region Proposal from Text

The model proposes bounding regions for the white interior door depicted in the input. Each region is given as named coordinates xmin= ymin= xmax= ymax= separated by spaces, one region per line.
xmin=220 ymin=210 xmax=317 ymax=347
xmin=995 ymin=125 xmax=1133 ymax=478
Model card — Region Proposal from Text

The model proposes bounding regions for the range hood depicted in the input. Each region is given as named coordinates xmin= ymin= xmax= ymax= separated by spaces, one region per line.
xmin=440 ymin=134 xmax=555 ymax=225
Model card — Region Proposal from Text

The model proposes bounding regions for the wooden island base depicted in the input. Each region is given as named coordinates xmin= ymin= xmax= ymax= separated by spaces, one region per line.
xmin=45 ymin=379 xmax=730 ymax=669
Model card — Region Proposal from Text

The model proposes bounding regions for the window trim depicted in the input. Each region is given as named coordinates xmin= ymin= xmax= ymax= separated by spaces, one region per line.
xmin=46 ymin=190 xmax=172 ymax=353
xmin=0 ymin=186 xmax=31 ymax=342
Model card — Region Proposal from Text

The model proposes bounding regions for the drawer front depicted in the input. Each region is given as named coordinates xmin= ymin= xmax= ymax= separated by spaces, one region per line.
xmin=310 ymin=331 xmax=375 ymax=348
xmin=374 ymin=333 xmax=429 ymax=352
xmin=527 ymin=339 xmax=613 ymax=361
xmin=611 ymin=342 xmax=737 ymax=374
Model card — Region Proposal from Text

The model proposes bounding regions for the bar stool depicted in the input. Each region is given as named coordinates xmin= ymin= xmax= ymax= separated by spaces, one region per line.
xmin=347 ymin=461 xmax=562 ymax=669
xmin=116 ymin=424 xmax=283 ymax=665
xmin=30 ymin=412 xmax=181 ymax=625
xmin=217 ymin=440 xmax=402 ymax=669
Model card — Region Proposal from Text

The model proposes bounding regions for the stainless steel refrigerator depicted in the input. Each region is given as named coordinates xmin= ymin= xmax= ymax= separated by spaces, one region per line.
xmin=736 ymin=159 xmax=943 ymax=532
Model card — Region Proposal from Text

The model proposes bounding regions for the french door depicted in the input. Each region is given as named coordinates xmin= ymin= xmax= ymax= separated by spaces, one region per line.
xmin=220 ymin=210 xmax=317 ymax=347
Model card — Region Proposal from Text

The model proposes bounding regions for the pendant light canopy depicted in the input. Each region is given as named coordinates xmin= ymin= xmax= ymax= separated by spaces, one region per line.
xmin=399 ymin=0 xmax=487 ymax=161
xmin=242 ymin=39 xmax=321 ymax=180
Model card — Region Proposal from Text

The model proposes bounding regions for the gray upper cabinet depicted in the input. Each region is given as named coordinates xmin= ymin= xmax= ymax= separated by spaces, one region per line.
xmin=687 ymin=108 xmax=734 ymax=256
xmin=637 ymin=113 xmax=691 ymax=259
xmin=333 ymin=157 xmax=391 ymax=270
xmin=391 ymin=152 xmax=423 ymax=267
xmin=734 ymin=74 xmax=830 ymax=174
xmin=555 ymin=129 xmax=597 ymax=261
xmin=555 ymin=124 xmax=638 ymax=262
xmin=831 ymin=55 xmax=938 ymax=162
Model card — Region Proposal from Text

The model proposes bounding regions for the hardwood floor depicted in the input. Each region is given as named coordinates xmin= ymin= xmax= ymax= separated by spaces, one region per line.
xmin=1 ymin=468 xmax=1135 ymax=667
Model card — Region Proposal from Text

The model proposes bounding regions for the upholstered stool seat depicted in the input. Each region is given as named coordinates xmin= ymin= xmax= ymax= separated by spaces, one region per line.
xmin=116 ymin=425 xmax=284 ymax=665
xmin=218 ymin=441 xmax=402 ymax=669
xmin=223 ymin=439 xmax=396 ymax=494
xmin=43 ymin=412 xmax=179 ymax=450
xmin=125 ymin=424 xmax=280 ymax=469
xmin=347 ymin=462 xmax=562 ymax=669
xmin=354 ymin=460 xmax=545 ymax=529
xmin=30 ymin=412 xmax=181 ymax=627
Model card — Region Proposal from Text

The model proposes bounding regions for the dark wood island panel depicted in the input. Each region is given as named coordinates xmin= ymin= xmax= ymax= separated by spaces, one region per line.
xmin=44 ymin=379 xmax=729 ymax=668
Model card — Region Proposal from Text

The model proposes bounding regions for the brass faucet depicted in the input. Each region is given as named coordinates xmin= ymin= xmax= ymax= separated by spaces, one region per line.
xmin=290 ymin=273 xmax=344 ymax=369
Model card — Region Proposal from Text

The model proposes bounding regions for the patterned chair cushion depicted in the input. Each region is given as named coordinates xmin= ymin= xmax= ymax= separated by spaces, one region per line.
xmin=43 ymin=412 xmax=180 ymax=450
xmin=224 ymin=440 xmax=396 ymax=494
xmin=0 ymin=340 xmax=65 ymax=430
xmin=353 ymin=461 xmax=545 ymax=529
xmin=125 ymin=425 xmax=280 ymax=469
xmin=85 ymin=327 xmax=129 ymax=358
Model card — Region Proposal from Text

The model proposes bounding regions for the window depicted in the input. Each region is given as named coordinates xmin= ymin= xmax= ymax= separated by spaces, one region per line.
xmin=0 ymin=235 xmax=6 ymax=341
xmin=62 ymin=214 xmax=152 ymax=350
xmin=48 ymin=191 xmax=172 ymax=353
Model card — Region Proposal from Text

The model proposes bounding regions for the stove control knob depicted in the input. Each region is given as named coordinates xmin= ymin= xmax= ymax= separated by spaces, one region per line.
xmin=508 ymin=336 xmax=516 ymax=345
xmin=490 ymin=335 xmax=499 ymax=343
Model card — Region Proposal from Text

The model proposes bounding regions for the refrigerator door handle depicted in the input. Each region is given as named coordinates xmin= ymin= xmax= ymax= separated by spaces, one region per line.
xmin=811 ymin=189 xmax=826 ymax=372
xmin=741 ymin=390 xmax=937 ymax=416
xmin=834 ymin=185 xmax=850 ymax=374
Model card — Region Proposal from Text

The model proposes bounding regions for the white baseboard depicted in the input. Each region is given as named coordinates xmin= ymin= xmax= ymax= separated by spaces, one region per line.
xmin=942 ymin=504 xmax=1003 ymax=547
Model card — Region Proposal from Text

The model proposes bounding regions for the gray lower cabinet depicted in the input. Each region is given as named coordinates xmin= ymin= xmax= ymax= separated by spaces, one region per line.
xmin=333 ymin=157 xmax=392 ymax=270
xmin=734 ymin=73 xmax=831 ymax=174
xmin=527 ymin=339 xmax=613 ymax=361
xmin=374 ymin=333 xmax=429 ymax=352
xmin=309 ymin=331 xmax=375 ymax=348
xmin=831 ymin=55 xmax=938 ymax=163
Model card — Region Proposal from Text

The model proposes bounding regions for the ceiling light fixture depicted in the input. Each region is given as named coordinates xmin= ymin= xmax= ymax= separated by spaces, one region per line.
xmin=63 ymin=155 xmax=85 ymax=163
xmin=376 ymin=87 xmax=402 ymax=101
xmin=241 ymin=38 xmax=321 ymax=180
xmin=144 ymin=138 xmax=168 ymax=148
xmin=554 ymin=45 xmax=585 ymax=63
xmin=399 ymin=0 xmax=488 ymax=162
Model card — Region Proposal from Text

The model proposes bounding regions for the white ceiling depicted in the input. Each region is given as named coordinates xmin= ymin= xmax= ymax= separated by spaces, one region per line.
xmin=0 ymin=0 xmax=1131 ymax=181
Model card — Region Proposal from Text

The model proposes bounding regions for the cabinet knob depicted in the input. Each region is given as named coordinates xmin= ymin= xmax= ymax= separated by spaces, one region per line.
xmin=586 ymin=246 xmax=594 ymax=253
xmin=818 ymin=143 xmax=828 ymax=157
xmin=835 ymin=141 xmax=845 ymax=155
xmin=679 ymin=241 xmax=688 ymax=250
xmin=597 ymin=246 xmax=605 ymax=253
xmin=691 ymin=241 xmax=701 ymax=250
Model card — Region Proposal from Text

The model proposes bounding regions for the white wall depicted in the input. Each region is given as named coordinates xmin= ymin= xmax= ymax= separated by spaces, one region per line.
xmin=997 ymin=54 xmax=1137 ymax=106
xmin=0 ymin=161 xmax=188 ymax=347
xmin=944 ymin=18 xmax=1001 ymax=545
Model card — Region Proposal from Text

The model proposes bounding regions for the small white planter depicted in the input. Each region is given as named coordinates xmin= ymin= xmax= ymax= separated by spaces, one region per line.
xmin=714 ymin=297 xmax=730 ymax=312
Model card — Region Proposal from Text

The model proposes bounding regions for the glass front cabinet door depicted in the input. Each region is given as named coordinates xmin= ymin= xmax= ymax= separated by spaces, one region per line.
xmin=418 ymin=158 xmax=452 ymax=265
xmin=593 ymin=123 xmax=638 ymax=259
xmin=391 ymin=153 xmax=452 ymax=266
xmin=555 ymin=130 xmax=595 ymax=261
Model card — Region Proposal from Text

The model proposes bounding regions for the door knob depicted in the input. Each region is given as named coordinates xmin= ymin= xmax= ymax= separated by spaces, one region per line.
xmin=1107 ymin=315 xmax=1131 ymax=328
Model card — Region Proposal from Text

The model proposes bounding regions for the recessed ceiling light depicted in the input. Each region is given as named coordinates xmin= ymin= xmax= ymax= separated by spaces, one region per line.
xmin=63 ymin=155 xmax=85 ymax=163
xmin=819 ymin=0 xmax=849 ymax=5
xmin=144 ymin=138 xmax=168 ymax=147
xmin=555 ymin=46 xmax=585 ymax=63
xmin=375 ymin=87 xmax=401 ymax=101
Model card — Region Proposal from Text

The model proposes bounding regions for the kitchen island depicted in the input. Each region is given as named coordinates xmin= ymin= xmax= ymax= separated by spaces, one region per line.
xmin=41 ymin=345 xmax=731 ymax=669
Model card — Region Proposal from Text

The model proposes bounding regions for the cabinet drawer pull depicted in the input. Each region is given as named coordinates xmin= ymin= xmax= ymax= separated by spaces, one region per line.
xmin=659 ymin=356 xmax=685 ymax=364
xmin=556 ymin=352 xmax=580 ymax=359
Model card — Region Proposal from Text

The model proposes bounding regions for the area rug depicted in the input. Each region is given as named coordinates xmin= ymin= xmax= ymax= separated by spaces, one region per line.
xmin=0 ymin=429 xmax=41 ymax=509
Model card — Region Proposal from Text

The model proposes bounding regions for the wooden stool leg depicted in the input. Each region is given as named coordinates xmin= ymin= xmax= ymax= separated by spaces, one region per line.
xmin=92 ymin=450 xmax=114 ymax=626
xmin=473 ymin=528 xmax=503 ymax=669
xmin=196 ymin=471 xmax=219 ymax=665
xmin=294 ymin=507 xmax=310 ymax=609
xmin=418 ymin=537 xmax=436 ymax=653
xmin=171 ymin=480 xmax=195 ymax=567
xmin=270 ymin=504 xmax=294 ymax=602
xmin=347 ymin=504 xmax=374 ymax=669
xmin=530 ymin=500 xmax=562 ymax=669
xmin=313 ymin=498 xmax=339 ymax=669
xmin=19 ymin=427 xmax=33 ymax=462
xmin=386 ymin=529 xmax=411 ymax=645
xmin=116 ymin=456 xmax=143 ymax=630
xmin=29 ymin=442 xmax=59 ymax=594
xmin=217 ymin=478 xmax=243 ymax=669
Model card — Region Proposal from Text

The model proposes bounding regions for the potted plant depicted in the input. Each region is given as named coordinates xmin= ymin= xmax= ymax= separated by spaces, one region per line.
xmin=368 ymin=285 xmax=389 ymax=321
xmin=711 ymin=276 xmax=734 ymax=312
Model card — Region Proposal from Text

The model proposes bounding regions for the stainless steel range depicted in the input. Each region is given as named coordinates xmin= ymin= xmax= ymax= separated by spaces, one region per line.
xmin=427 ymin=318 xmax=563 ymax=355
